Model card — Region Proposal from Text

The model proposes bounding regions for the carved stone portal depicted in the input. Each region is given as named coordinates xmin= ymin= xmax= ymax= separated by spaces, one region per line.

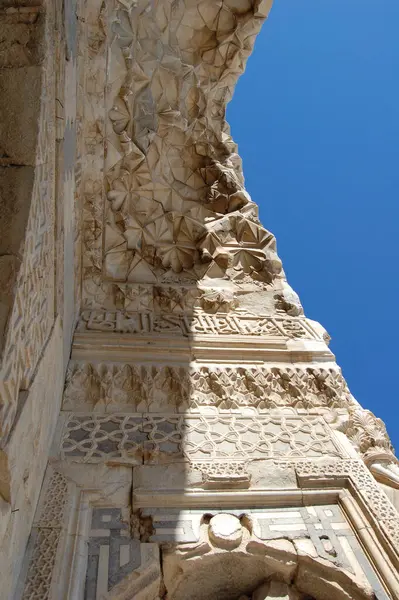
xmin=1 ymin=1 xmax=399 ymax=600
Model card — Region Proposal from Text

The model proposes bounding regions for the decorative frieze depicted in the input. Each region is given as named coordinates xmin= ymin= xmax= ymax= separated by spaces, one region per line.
xmin=63 ymin=362 xmax=352 ymax=412
xmin=81 ymin=283 xmax=253 ymax=314
xmin=21 ymin=470 xmax=69 ymax=600
xmin=192 ymin=460 xmax=252 ymax=488
xmin=60 ymin=414 xmax=143 ymax=464
xmin=76 ymin=309 xmax=320 ymax=338
xmin=59 ymin=413 xmax=343 ymax=464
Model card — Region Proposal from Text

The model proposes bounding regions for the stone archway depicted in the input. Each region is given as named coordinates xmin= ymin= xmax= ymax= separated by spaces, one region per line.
xmin=157 ymin=513 xmax=376 ymax=600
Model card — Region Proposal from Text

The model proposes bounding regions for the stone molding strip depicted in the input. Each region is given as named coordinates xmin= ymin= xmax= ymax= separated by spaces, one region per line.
xmin=72 ymin=330 xmax=333 ymax=364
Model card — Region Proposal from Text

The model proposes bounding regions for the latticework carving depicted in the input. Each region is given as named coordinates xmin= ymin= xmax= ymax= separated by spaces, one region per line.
xmin=60 ymin=413 xmax=343 ymax=463
xmin=21 ymin=470 xmax=69 ymax=600
xmin=22 ymin=528 xmax=62 ymax=600
xmin=34 ymin=471 xmax=69 ymax=528
xmin=61 ymin=414 xmax=143 ymax=462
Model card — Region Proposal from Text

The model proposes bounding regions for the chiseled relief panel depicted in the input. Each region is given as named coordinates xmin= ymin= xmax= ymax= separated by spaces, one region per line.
xmin=63 ymin=361 xmax=352 ymax=413
xmin=17 ymin=470 xmax=69 ymax=600
xmin=76 ymin=310 xmax=318 ymax=338
xmin=58 ymin=413 xmax=345 ymax=464
xmin=5 ymin=0 xmax=399 ymax=598
xmin=0 ymin=2 xmax=56 ymax=443
xmin=17 ymin=460 xmax=398 ymax=600
xmin=18 ymin=464 xmax=158 ymax=600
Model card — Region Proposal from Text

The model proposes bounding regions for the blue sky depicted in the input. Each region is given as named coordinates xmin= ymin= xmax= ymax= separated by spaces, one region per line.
xmin=227 ymin=0 xmax=399 ymax=447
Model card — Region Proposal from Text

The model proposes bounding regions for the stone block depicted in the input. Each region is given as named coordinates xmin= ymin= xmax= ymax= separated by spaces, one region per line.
xmin=133 ymin=463 xmax=202 ymax=494
xmin=0 ymin=9 xmax=44 ymax=68
xmin=0 ymin=254 xmax=20 ymax=360
xmin=0 ymin=66 xmax=42 ymax=165
xmin=0 ymin=166 xmax=34 ymax=255
xmin=248 ymin=461 xmax=297 ymax=489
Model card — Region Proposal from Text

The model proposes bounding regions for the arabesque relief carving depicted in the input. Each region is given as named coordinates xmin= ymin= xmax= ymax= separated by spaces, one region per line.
xmin=63 ymin=362 xmax=352 ymax=412
xmin=337 ymin=406 xmax=399 ymax=490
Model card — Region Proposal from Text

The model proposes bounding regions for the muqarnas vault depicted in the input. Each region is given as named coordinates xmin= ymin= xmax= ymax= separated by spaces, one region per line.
xmin=0 ymin=1 xmax=399 ymax=600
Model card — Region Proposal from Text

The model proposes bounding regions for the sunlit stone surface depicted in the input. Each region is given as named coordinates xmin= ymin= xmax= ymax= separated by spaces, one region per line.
xmin=209 ymin=513 xmax=243 ymax=549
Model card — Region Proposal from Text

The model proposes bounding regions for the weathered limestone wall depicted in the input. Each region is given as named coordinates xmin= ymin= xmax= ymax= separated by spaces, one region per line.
xmin=0 ymin=0 xmax=56 ymax=447
xmin=1 ymin=321 xmax=64 ymax=599
xmin=0 ymin=0 xmax=82 ymax=597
